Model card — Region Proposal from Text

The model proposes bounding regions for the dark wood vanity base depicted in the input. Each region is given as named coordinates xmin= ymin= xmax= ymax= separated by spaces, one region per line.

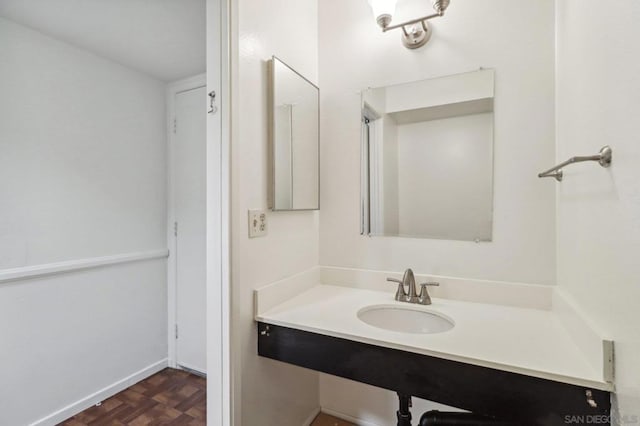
xmin=257 ymin=322 xmax=611 ymax=426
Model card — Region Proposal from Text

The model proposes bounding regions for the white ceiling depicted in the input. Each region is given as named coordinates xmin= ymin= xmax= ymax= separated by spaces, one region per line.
xmin=0 ymin=0 xmax=206 ymax=82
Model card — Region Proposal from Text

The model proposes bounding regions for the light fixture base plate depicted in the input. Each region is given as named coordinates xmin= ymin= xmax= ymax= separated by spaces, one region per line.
xmin=401 ymin=21 xmax=432 ymax=49
xmin=599 ymin=145 xmax=613 ymax=168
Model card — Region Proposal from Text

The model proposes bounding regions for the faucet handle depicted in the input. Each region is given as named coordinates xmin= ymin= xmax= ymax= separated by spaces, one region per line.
xmin=417 ymin=282 xmax=439 ymax=305
xmin=387 ymin=278 xmax=407 ymax=301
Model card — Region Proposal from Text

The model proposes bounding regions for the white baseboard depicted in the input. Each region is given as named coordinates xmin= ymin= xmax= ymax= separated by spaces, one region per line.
xmin=302 ymin=407 xmax=321 ymax=426
xmin=30 ymin=358 xmax=169 ymax=426
xmin=177 ymin=362 xmax=207 ymax=378
xmin=320 ymin=408 xmax=382 ymax=426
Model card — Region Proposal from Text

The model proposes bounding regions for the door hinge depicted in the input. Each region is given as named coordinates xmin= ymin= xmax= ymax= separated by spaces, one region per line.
xmin=173 ymin=117 xmax=177 ymax=134
xmin=174 ymin=221 xmax=178 ymax=237
xmin=175 ymin=324 xmax=179 ymax=339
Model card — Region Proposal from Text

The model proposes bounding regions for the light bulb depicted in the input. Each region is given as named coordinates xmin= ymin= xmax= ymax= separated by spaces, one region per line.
xmin=368 ymin=0 xmax=398 ymax=28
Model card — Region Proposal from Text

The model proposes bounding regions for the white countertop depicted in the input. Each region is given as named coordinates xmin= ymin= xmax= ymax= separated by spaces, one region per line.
xmin=256 ymin=284 xmax=613 ymax=391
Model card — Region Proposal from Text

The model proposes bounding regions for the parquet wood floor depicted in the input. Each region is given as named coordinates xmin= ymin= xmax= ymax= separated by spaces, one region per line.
xmin=310 ymin=413 xmax=356 ymax=426
xmin=60 ymin=369 xmax=356 ymax=426
xmin=59 ymin=368 xmax=205 ymax=425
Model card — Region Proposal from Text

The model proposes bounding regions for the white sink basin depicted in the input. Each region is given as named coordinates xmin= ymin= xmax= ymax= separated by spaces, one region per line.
xmin=357 ymin=305 xmax=454 ymax=334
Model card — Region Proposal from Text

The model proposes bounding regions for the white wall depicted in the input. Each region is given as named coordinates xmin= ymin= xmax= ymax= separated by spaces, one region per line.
xmin=319 ymin=0 xmax=556 ymax=284
xmin=0 ymin=17 xmax=167 ymax=268
xmin=231 ymin=0 xmax=320 ymax=424
xmin=0 ymin=260 xmax=168 ymax=426
xmin=0 ymin=18 xmax=168 ymax=425
xmin=318 ymin=0 xmax=556 ymax=422
xmin=556 ymin=1 xmax=640 ymax=422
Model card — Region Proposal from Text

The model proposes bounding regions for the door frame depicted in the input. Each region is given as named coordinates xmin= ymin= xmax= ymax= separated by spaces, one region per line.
xmin=207 ymin=0 xmax=232 ymax=423
xmin=163 ymin=0 xmax=233 ymax=423
xmin=166 ymin=74 xmax=207 ymax=371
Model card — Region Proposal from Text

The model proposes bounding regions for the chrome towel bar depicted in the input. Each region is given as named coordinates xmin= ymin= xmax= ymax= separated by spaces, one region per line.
xmin=538 ymin=145 xmax=613 ymax=182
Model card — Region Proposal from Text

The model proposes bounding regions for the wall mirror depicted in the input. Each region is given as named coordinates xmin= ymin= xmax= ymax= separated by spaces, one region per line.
xmin=360 ymin=69 xmax=495 ymax=241
xmin=270 ymin=56 xmax=320 ymax=211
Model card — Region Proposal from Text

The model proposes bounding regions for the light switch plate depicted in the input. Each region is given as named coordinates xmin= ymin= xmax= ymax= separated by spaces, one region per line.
xmin=248 ymin=209 xmax=268 ymax=238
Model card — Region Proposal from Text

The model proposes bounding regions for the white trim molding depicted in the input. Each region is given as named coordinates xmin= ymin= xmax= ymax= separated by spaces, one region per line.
xmin=206 ymin=0 xmax=232 ymax=423
xmin=30 ymin=359 xmax=168 ymax=426
xmin=165 ymin=73 xmax=207 ymax=370
xmin=0 ymin=250 xmax=168 ymax=284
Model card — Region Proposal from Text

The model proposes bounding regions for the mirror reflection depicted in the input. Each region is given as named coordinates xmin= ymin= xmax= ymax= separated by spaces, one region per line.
xmin=270 ymin=56 xmax=320 ymax=211
xmin=361 ymin=69 xmax=495 ymax=241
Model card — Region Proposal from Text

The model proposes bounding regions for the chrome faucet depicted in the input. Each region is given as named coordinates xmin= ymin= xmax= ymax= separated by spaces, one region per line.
xmin=387 ymin=268 xmax=439 ymax=305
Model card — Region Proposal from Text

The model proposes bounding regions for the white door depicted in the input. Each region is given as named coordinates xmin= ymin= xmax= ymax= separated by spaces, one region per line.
xmin=175 ymin=86 xmax=207 ymax=373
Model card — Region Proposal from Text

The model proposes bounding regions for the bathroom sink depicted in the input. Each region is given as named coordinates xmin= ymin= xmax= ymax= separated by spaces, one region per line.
xmin=357 ymin=305 xmax=454 ymax=334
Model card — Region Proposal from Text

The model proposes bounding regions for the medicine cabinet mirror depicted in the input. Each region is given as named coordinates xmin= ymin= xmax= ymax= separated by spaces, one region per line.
xmin=361 ymin=69 xmax=495 ymax=241
xmin=270 ymin=56 xmax=320 ymax=211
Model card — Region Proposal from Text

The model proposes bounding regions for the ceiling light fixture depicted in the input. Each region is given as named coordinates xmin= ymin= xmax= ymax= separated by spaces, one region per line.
xmin=368 ymin=0 xmax=452 ymax=49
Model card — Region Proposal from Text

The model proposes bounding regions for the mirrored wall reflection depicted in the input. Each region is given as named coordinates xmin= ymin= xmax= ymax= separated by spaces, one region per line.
xmin=361 ymin=69 xmax=495 ymax=242
xmin=270 ymin=56 xmax=320 ymax=211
